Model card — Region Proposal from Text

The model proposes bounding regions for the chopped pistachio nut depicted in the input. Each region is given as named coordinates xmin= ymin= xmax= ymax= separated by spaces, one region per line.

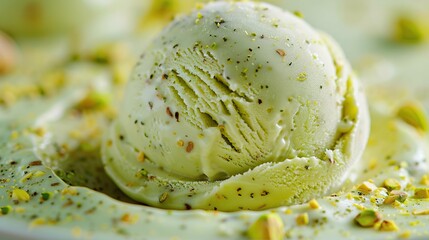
xmin=412 ymin=209 xmax=429 ymax=215
xmin=41 ymin=192 xmax=51 ymax=201
xmin=1 ymin=206 xmax=12 ymax=215
xmin=137 ymin=152 xmax=145 ymax=162
xmin=377 ymin=220 xmax=399 ymax=232
xmin=248 ymin=213 xmax=284 ymax=240
xmin=296 ymin=213 xmax=309 ymax=226
xmin=12 ymin=189 xmax=30 ymax=201
xmin=357 ymin=181 xmax=377 ymax=194
xmin=308 ymin=199 xmax=320 ymax=209
xmin=293 ymin=11 xmax=304 ymax=18
xmin=397 ymin=102 xmax=429 ymax=132
xmin=121 ymin=213 xmax=139 ymax=224
xmin=74 ymin=92 xmax=110 ymax=112
xmin=354 ymin=209 xmax=382 ymax=228
xmin=61 ymin=187 xmax=78 ymax=196
xmin=414 ymin=188 xmax=429 ymax=199
xmin=384 ymin=190 xmax=408 ymax=204
xmin=159 ymin=192 xmax=168 ymax=203
xmin=383 ymin=178 xmax=402 ymax=191
xmin=420 ymin=175 xmax=429 ymax=186
xmin=29 ymin=218 xmax=47 ymax=228
xmin=394 ymin=16 xmax=426 ymax=44
xmin=399 ymin=230 xmax=412 ymax=239
xmin=296 ymin=72 xmax=308 ymax=82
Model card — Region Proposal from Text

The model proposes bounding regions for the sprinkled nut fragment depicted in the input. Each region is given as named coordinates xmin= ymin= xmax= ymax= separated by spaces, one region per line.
xmin=296 ymin=72 xmax=308 ymax=82
xmin=357 ymin=181 xmax=377 ymax=194
xmin=399 ymin=230 xmax=412 ymax=239
xmin=308 ymin=199 xmax=320 ymax=209
xmin=186 ymin=141 xmax=194 ymax=152
xmin=420 ymin=175 xmax=429 ymax=186
xmin=159 ymin=192 xmax=168 ymax=203
xmin=248 ymin=213 xmax=284 ymax=240
xmin=397 ymin=102 xmax=429 ymax=132
xmin=1 ymin=206 xmax=12 ymax=215
xmin=354 ymin=209 xmax=382 ymax=227
xmin=414 ymin=188 xmax=429 ymax=199
xmin=383 ymin=178 xmax=402 ymax=191
xmin=121 ymin=213 xmax=138 ymax=224
xmin=293 ymin=11 xmax=304 ymax=18
xmin=20 ymin=172 xmax=33 ymax=183
xmin=412 ymin=209 xmax=429 ymax=215
xmin=33 ymin=171 xmax=45 ymax=178
xmin=137 ymin=152 xmax=145 ymax=162
xmin=61 ymin=187 xmax=78 ymax=196
xmin=177 ymin=140 xmax=184 ymax=147
xmin=393 ymin=16 xmax=426 ymax=44
xmin=12 ymin=189 xmax=30 ymax=201
xmin=275 ymin=49 xmax=286 ymax=57
xmin=41 ymin=192 xmax=51 ymax=201
xmin=384 ymin=190 xmax=408 ymax=204
xmin=296 ymin=213 xmax=309 ymax=226
xmin=377 ymin=220 xmax=399 ymax=231
xmin=30 ymin=218 xmax=47 ymax=228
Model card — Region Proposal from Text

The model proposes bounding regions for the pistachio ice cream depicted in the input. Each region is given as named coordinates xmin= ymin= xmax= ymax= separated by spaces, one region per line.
xmin=2 ymin=0 xmax=429 ymax=239
xmin=102 ymin=1 xmax=370 ymax=211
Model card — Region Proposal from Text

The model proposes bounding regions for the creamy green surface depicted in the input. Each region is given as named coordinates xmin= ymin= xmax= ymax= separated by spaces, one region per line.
xmin=1 ymin=0 xmax=429 ymax=239
xmin=103 ymin=1 xmax=369 ymax=211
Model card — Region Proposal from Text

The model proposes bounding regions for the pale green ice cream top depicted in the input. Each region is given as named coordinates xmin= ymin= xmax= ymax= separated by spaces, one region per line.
xmin=102 ymin=1 xmax=370 ymax=211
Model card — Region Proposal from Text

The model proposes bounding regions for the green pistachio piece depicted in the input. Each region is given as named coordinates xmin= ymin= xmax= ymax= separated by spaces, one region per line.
xmin=357 ymin=181 xmax=377 ymax=194
xmin=41 ymin=192 xmax=51 ymax=201
xmin=248 ymin=213 xmax=285 ymax=240
xmin=1 ymin=206 xmax=12 ymax=215
xmin=397 ymin=102 xmax=429 ymax=132
xmin=384 ymin=190 xmax=408 ymax=204
xmin=378 ymin=220 xmax=399 ymax=231
xmin=383 ymin=178 xmax=401 ymax=191
xmin=394 ymin=16 xmax=426 ymax=44
xmin=414 ymin=188 xmax=429 ymax=199
xmin=354 ymin=209 xmax=382 ymax=227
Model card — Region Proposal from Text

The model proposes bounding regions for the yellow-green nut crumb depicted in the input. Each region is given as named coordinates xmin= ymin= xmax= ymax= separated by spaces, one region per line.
xmin=248 ymin=213 xmax=284 ymax=240
xmin=159 ymin=192 xmax=168 ymax=203
xmin=399 ymin=230 xmax=412 ymax=239
xmin=296 ymin=72 xmax=308 ymax=81
xmin=414 ymin=188 xmax=429 ymax=199
xmin=11 ymin=189 xmax=30 ymax=202
xmin=354 ymin=209 xmax=382 ymax=228
xmin=308 ymin=199 xmax=320 ymax=209
xmin=412 ymin=209 xmax=429 ymax=215
xmin=377 ymin=220 xmax=399 ymax=232
xmin=421 ymin=175 xmax=429 ymax=186
xmin=1 ymin=206 xmax=12 ymax=215
xmin=397 ymin=102 xmax=429 ymax=132
xmin=296 ymin=213 xmax=309 ymax=226
xmin=357 ymin=181 xmax=377 ymax=194
xmin=383 ymin=178 xmax=402 ymax=191
xmin=393 ymin=16 xmax=426 ymax=44
xmin=41 ymin=192 xmax=51 ymax=201
xmin=384 ymin=190 xmax=408 ymax=204
xmin=293 ymin=11 xmax=304 ymax=18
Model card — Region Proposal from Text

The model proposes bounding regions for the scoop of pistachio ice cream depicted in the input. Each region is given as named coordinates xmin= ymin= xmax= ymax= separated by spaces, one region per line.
xmin=102 ymin=1 xmax=370 ymax=211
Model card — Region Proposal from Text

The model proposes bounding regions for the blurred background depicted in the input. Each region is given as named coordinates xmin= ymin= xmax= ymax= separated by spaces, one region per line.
xmin=0 ymin=0 xmax=428 ymax=113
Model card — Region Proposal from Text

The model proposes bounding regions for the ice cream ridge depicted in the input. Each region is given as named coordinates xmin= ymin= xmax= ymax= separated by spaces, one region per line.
xmin=102 ymin=1 xmax=370 ymax=211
